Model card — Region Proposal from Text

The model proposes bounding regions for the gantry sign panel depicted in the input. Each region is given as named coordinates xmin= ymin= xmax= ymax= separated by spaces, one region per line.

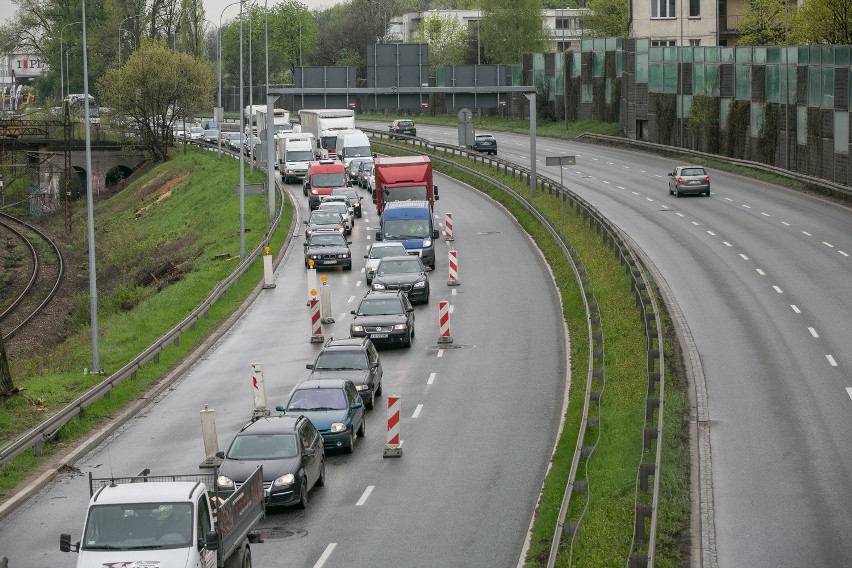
xmin=439 ymin=65 xmax=515 ymax=109
xmin=293 ymin=67 xmax=357 ymax=110
xmin=366 ymin=44 xmax=430 ymax=110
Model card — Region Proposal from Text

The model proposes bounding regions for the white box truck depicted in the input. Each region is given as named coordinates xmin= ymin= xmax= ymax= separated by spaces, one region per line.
xmin=255 ymin=106 xmax=291 ymax=138
xmin=60 ymin=466 xmax=265 ymax=568
xmin=277 ymin=132 xmax=317 ymax=183
xmin=297 ymin=109 xmax=355 ymax=159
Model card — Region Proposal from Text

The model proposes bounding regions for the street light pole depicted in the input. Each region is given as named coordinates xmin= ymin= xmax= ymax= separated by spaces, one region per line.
xmin=239 ymin=0 xmax=246 ymax=261
xmin=59 ymin=21 xmax=81 ymax=101
xmin=219 ymin=0 xmax=243 ymax=160
xmin=265 ymin=0 xmax=275 ymax=220
xmin=248 ymin=2 xmax=254 ymax=175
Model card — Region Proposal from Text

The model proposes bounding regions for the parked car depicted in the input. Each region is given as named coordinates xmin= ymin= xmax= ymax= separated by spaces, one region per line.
xmin=357 ymin=160 xmax=374 ymax=188
xmin=214 ymin=414 xmax=324 ymax=509
xmin=350 ymin=290 xmax=415 ymax=347
xmin=371 ymin=255 xmax=431 ymax=304
xmin=668 ymin=165 xmax=710 ymax=197
xmin=279 ymin=379 xmax=366 ymax=454
xmin=306 ymin=337 xmax=383 ymax=409
xmin=331 ymin=187 xmax=363 ymax=218
xmin=304 ymin=210 xmax=346 ymax=239
xmin=364 ymin=242 xmax=408 ymax=284
xmin=303 ymin=231 xmax=352 ymax=270
xmin=389 ymin=119 xmax=416 ymax=138
xmin=470 ymin=133 xmax=497 ymax=155
xmin=316 ymin=200 xmax=353 ymax=234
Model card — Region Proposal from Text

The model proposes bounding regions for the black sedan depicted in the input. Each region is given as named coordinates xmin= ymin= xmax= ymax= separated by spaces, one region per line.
xmin=389 ymin=119 xmax=417 ymax=138
xmin=371 ymin=255 xmax=431 ymax=304
xmin=350 ymin=290 xmax=415 ymax=347
xmin=470 ymin=133 xmax=497 ymax=155
xmin=307 ymin=337 xmax=383 ymax=409
xmin=304 ymin=210 xmax=346 ymax=239
xmin=215 ymin=414 xmax=325 ymax=509
xmin=304 ymin=231 xmax=352 ymax=270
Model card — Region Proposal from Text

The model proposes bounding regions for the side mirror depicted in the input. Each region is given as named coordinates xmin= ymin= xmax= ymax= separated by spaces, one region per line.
xmin=204 ymin=530 xmax=220 ymax=551
xmin=347 ymin=241 xmax=352 ymax=245
xmin=302 ymin=447 xmax=316 ymax=457
xmin=350 ymin=310 xmax=356 ymax=315
xmin=375 ymin=232 xmax=383 ymax=241
xmin=303 ymin=241 xmax=309 ymax=247
xmin=371 ymin=362 xmax=379 ymax=369
xmin=434 ymin=186 xmax=439 ymax=197
xmin=275 ymin=405 xmax=286 ymax=412
xmin=59 ymin=534 xmax=77 ymax=553
xmin=668 ymin=172 xmax=674 ymax=176
xmin=432 ymin=230 xmax=439 ymax=239
xmin=215 ymin=450 xmax=225 ymax=458
xmin=352 ymin=399 xmax=363 ymax=409
xmin=424 ymin=266 xmax=433 ymax=272
xmin=306 ymin=363 xmax=315 ymax=370
xmin=303 ymin=220 xmax=308 ymax=225
xmin=406 ymin=307 xmax=414 ymax=313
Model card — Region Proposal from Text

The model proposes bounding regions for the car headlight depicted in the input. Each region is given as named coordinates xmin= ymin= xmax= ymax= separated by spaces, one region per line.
xmin=311 ymin=189 xmax=318 ymax=195
xmin=355 ymin=384 xmax=367 ymax=391
xmin=273 ymin=473 xmax=295 ymax=487
xmin=338 ymin=227 xmax=344 ymax=233
xmin=330 ymin=422 xmax=347 ymax=433
xmin=393 ymin=324 xmax=407 ymax=330
xmin=352 ymin=325 xmax=364 ymax=332
xmin=372 ymin=282 xmax=386 ymax=290
xmin=217 ymin=475 xmax=234 ymax=488
xmin=310 ymin=254 xmax=320 ymax=259
xmin=339 ymin=253 xmax=350 ymax=258
xmin=413 ymin=281 xmax=426 ymax=288
xmin=422 ymin=239 xmax=432 ymax=247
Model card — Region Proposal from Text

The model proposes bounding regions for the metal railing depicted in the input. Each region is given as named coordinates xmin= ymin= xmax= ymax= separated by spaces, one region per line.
xmin=365 ymin=129 xmax=665 ymax=566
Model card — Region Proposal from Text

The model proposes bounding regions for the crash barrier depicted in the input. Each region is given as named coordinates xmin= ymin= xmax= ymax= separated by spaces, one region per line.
xmin=447 ymin=249 xmax=460 ymax=286
xmin=438 ymin=300 xmax=453 ymax=344
xmin=384 ymin=395 xmax=402 ymax=458
xmin=367 ymin=132 xmax=664 ymax=568
xmin=309 ymin=291 xmax=324 ymax=343
xmin=444 ymin=212 xmax=454 ymax=241
xmin=0 ymin=145 xmax=288 ymax=471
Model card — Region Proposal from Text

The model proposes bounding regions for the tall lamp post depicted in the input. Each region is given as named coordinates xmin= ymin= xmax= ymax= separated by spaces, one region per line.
xmin=239 ymin=0 xmax=246 ymax=260
xmin=264 ymin=0 xmax=276 ymax=220
xmin=117 ymin=14 xmax=141 ymax=67
xmin=218 ymin=0 xmax=244 ymax=159
xmin=59 ymin=21 xmax=81 ymax=100
xmin=248 ymin=2 xmax=255 ymax=175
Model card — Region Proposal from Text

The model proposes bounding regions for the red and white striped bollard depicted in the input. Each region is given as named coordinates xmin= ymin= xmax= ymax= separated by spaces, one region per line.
xmin=444 ymin=212 xmax=454 ymax=241
xmin=383 ymin=395 xmax=403 ymax=458
xmin=309 ymin=289 xmax=324 ymax=343
xmin=438 ymin=300 xmax=453 ymax=344
xmin=447 ymin=249 xmax=460 ymax=286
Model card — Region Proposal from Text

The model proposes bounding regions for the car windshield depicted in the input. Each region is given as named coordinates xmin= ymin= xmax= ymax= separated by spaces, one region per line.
xmin=312 ymin=172 xmax=346 ymax=188
xmin=361 ymin=163 xmax=374 ymax=173
xmin=476 ymin=135 xmax=494 ymax=142
xmin=319 ymin=203 xmax=349 ymax=215
xmin=287 ymin=150 xmax=314 ymax=161
xmin=315 ymin=350 xmax=369 ymax=370
xmin=681 ymin=167 xmax=706 ymax=176
xmin=310 ymin=233 xmax=346 ymax=246
xmin=82 ymin=502 xmax=193 ymax=551
xmin=369 ymin=245 xmax=407 ymax=259
xmin=310 ymin=212 xmax=343 ymax=225
xmin=288 ymin=388 xmax=348 ymax=411
xmin=227 ymin=433 xmax=299 ymax=460
xmin=378 ymin=259 xmax=422 ymax=274
xmin=382 ymin=185 xmax=429 ymax=203
xmin=382 ymin=218 xmax=431 ymax=239
xmin=357 ymin=298 xmax=404 ymax=316
xmin=333 ymin=189 xmax=359 ymax=200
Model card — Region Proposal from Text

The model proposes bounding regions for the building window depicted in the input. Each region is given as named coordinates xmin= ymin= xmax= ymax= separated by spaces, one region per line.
xmin=652 ymin=0 xmax=676 ymax=18
xmin=651 ymin=40 xmax=677 ymax=47
xmin=557 ymin=41 xmax=573 ymax=52
xmin=690 ymin=39 xmax=701 ymax=46
xmin=690 ymin=0 xmax=701 ymax=17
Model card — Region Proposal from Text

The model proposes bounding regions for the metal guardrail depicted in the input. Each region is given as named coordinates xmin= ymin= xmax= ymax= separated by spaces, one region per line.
xmin=577 ymin=132 xmax=852 ymax=198
xmin=0 ymin=146 xmax=285 ymax=468
xmin=365 ymin=129 xmax=665 ymax=567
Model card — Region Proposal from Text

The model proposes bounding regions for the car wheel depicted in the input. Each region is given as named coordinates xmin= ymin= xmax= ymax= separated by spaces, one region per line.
xmin=403 ymin=329 xmax=412 ymax=347
xmin=243 ymin=546 xmax=251 ymax=568
xmin=316 ymin=459 xmax=325 ymax=487
xmin=366 ymin=390 xmax=375 ymax=410
xmin=357 ymin=415 xmax=366 ymax=437
xmin=376 ymin=381 xmax=382 ymax=396
xmin=675 ymin=187 xmax=682 ymax=198
xmin=344 ymin=264 xmax=352 ymax=271
xmin=344 ymin=430 xmax=355 ymax=454
xmin=668 ymin=185 xmax=674 ymax=195
xmin=297 ymin=478 xmax=308 ymax=510
xmin=705 ymin=189 xmax=711 ymax=196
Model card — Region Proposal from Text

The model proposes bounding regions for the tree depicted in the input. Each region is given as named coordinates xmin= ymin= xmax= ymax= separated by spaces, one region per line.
xmin=411 ymin=14 xmax=468 ymax=74
xmin=97 ymin=38 xmax=214 ymax=162
xmin=737 ymin=0 xmax=790 ymax=45
xmin=179 ymin=0 xmax=206 ymax=58
xmin=795 ymin=0 xmax=852 ymax=44
xmin=0 ymin=333 xmax=15 ymax=398
xmin=480 ymin=0 xmax=550 ymax=64
xmin=581 ymin=0 xmax=629 ymax=37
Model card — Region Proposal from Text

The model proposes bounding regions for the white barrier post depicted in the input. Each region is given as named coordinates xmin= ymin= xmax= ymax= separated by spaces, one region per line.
xmin=383 ymin=395 xmax=403 ymax=458
xmin=438 ymin=300 xmax=453 ymax=344
xmin=262 ymin=246 xmax=276 ymax=289
xmin=199 ymin=405 xmax=220 ymax=468
xmin=309 ymin=289 xmax=324 ymax=343
xmin=448 ymin=249 xmax=460 ymax=286
xmin=320 ymin=274 xmax=335 ymax=323
xmin=251 ymin=362 xmax=269 ymax=417
xmin=444 ymin=212 xmax=454 ymax=241
xmin=307 ymin=260 xmax=317 ymax=303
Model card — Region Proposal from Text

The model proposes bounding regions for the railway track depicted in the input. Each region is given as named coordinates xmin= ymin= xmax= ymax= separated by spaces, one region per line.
xmin=0 ymin=212 xmax=64 ymax=342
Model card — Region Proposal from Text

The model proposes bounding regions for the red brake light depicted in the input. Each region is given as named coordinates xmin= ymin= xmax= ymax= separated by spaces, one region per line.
xmin=677 ymin=177 xmax=684 ymax=184
xmin=704 ymin=176 xmax=710 ymax=183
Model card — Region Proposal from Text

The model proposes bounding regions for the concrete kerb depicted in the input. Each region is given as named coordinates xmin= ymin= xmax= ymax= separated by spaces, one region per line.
xmin=0 ymin=183 xmax=299 ymax=521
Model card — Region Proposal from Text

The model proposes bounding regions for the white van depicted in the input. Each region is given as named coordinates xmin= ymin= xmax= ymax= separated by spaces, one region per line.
xmin=334 ymin=129 xmax=372 ymax=168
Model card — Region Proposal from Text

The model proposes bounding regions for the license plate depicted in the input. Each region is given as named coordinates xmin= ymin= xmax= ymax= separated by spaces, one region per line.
xmin=323 ymin=260 xmax=336 ymax=265
xmin=370 ymin=333 xmax=388 ymax=339
xmin=689 ymin=180 xmax=700 ymax=184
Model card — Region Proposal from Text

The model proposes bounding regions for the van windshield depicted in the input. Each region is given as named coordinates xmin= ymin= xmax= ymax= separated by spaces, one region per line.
xmin=287 ymin=150 xmax=314 ymax=162
xmin=344 ymin=146 xmax=371 ymax=158
xmin=312 ymin=173 xmax=346 ymax=188
xmin=83 ymin=502 xmax=193 ymax=550
xmin=321 ymin=136 xmax=338 ymax=149
xmin=382 ymin=219 xmax=431 ymax=239
xmin=383 ymin=185 xmax=428 ymax=203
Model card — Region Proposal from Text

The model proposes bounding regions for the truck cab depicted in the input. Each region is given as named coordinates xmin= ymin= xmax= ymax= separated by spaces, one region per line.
xmin=305 ymin=159 xmax=349 ymax=210
xmin=375 ymin=200 xmax=439 ymax=269
xmin=373 ymin=156 xmax=438 ymax=215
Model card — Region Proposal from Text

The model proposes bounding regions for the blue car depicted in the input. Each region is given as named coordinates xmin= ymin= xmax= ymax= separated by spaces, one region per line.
xmin=278 ymin=379 xmax=365 ymax=453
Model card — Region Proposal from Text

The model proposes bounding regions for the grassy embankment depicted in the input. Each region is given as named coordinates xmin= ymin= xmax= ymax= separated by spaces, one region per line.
xmin=0 ymin=146 xmax=290 ymax=500
xmin=376 ymin=140 xmax=691 ymax=567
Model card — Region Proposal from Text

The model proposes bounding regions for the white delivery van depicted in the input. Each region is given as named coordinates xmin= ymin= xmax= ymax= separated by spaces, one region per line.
xmin=334 ymin=129 xmax=372 ymax=168
xmin=278 ymin=133 xmax=317 ymax=183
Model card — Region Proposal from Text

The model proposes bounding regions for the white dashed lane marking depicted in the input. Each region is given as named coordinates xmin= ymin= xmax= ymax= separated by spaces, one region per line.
xmin=723 ymin=241 xmax=733 ymax=247
xmin=773 ymin=285 xmax=784 ymax=294
xmin=791 ymin=305 xmax=801 ymax=313
xmin=802 ymin=231 xmax=812 ymax=236
xmin=348 ymin=296 xmax=355 ymax=303
xmin=691 ymin=221 xmax=700 ymax=226
xmin=846 ymin=387 xmax=852 ymax=401
xmin=313 ymin=543 xmax=337 ymax=568
xmin=756 ymin=269 xmax=765 ymax=276
xmin=742 ymin=204 xmax=752 ymax=209
xmin=427 ymin=372 xmax=436 ymax=385
xmin=761 ymin=212 xmax=770 ymax=217
xmin=412 ymin=404 xmax=423 ymax=418
xmin=808 ymin=327 xmax=819 ymax=338
xmin=827 ymin=355 xmax=838 ymax=367
xmin=356 ymin=486 xmax=374 ymax=506
xmin=841 ymin=251 xmax=850 ymax=257
xmin=781 ymin=221 xmax=791 ymax=226
xmin=739 ymin=254 xmax=749 ymax=260
xmin=707 ymin=231 xmax=716 ymax=236
xmin=823 ymin=242 xmax=834 ymax=248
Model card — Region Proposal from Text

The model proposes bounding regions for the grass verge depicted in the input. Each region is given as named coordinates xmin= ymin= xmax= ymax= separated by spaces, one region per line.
xmin=0 ymin=146 xmax=291 ymax=500
xmin=375 ymin=140 xmax=690 ymax=566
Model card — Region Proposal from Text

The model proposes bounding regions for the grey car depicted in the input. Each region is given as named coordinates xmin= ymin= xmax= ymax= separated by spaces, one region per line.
xmin=306 ymin=337 xmax=382 ymax=409
xmin=304 ymin=210 xmax=346 ymax=239
xmin=350 ymin=290 xmax=415 ymax=348
xmin=470 ymin=133 xmax=497 ymax=155
xmin=668 ymin=165 xmax=710 ymax=197
xmin=303 ymin=231 xmax=352 ymax=270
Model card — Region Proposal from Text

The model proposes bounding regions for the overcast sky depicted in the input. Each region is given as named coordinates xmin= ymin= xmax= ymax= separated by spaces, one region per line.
xmin=0 ymin=0 xmax=346 ymax=31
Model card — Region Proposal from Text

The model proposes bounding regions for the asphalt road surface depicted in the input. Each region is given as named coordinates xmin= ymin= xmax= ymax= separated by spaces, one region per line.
xmin=0 ymin=166 xmax=567 ymax=567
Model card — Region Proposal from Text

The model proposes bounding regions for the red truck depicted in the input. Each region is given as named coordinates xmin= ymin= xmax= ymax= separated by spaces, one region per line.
xmin=372 ymin=155 xmax=439 ymax=214
xmin=305 ymin=159 xmax=349 ymax=210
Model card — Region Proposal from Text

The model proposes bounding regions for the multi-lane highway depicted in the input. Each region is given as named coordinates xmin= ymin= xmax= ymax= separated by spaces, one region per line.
xmin=0 ymin=166 xmax=567 ymax=566
xmin=363 ymin=121 xmax=852 ymax=567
